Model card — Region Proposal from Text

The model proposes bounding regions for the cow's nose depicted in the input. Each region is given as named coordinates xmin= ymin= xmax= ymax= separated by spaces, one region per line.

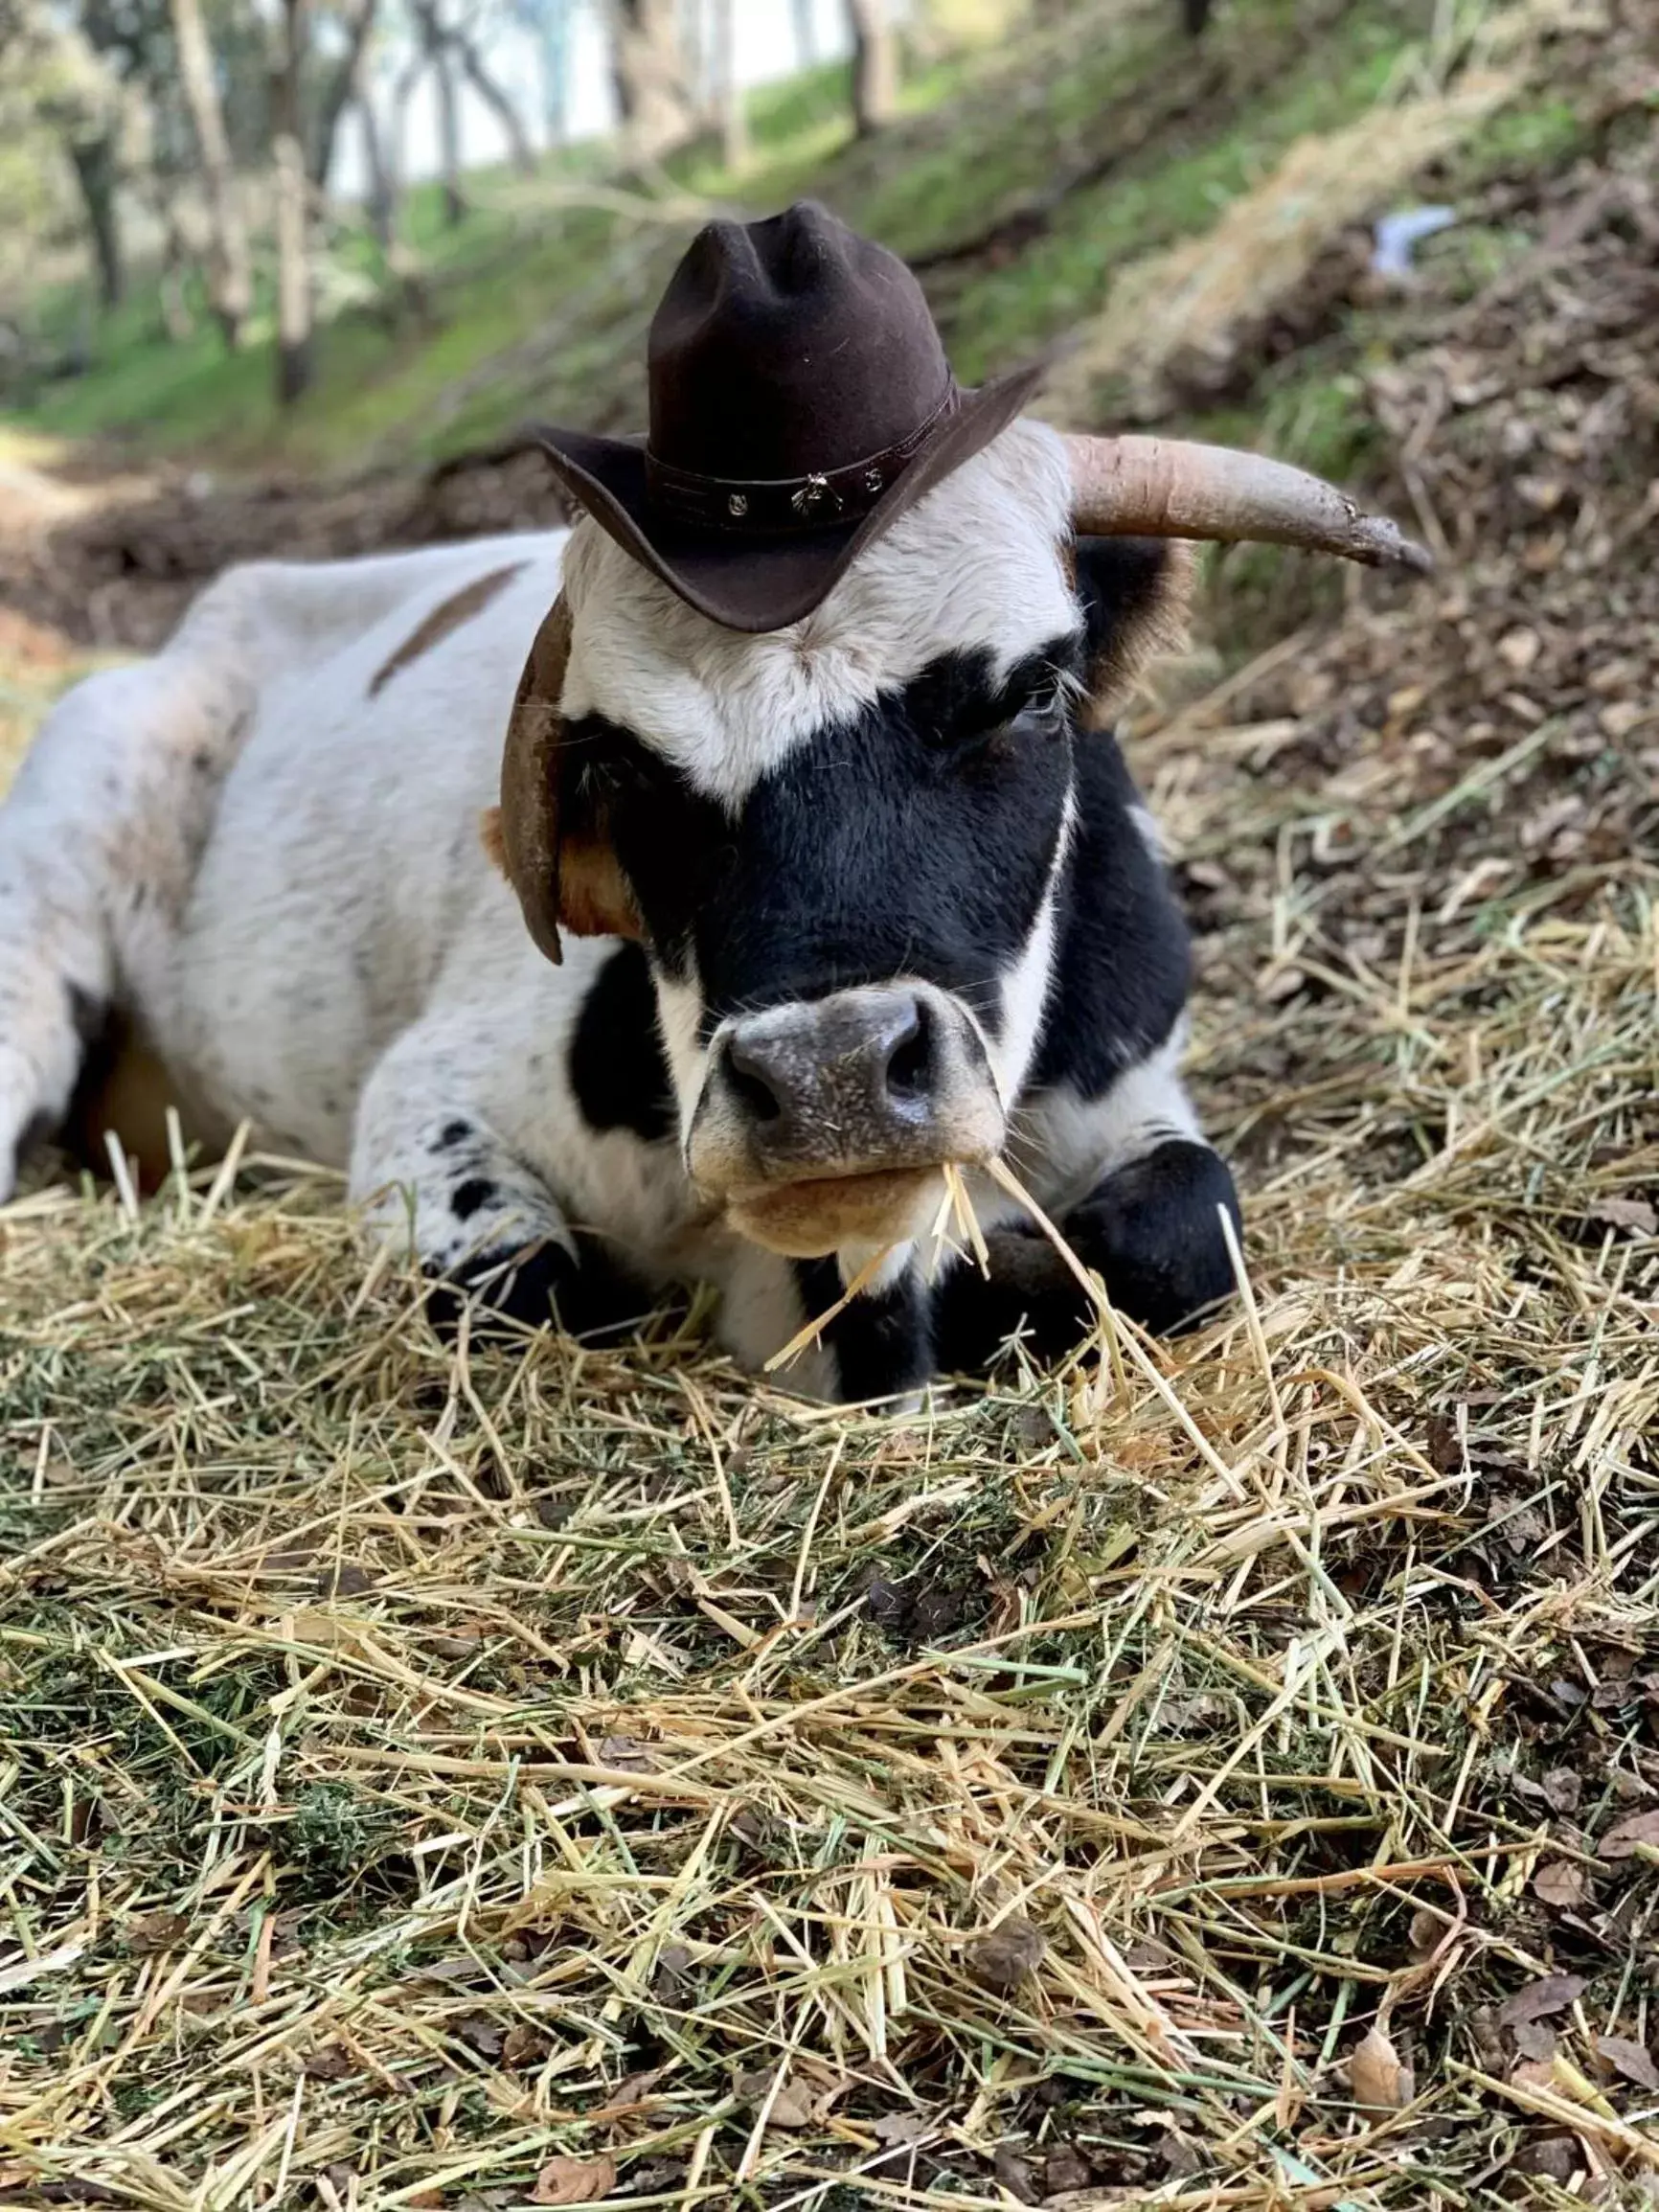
xmin=721 ymin=990 xmax=939 ymax=1166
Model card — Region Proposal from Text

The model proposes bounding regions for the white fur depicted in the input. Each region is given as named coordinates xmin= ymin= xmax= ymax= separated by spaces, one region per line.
xmin=559 ymin=419 xmax=1078 ymax=810
xmin=0 ymin=422 xmax=1203 ymax=1394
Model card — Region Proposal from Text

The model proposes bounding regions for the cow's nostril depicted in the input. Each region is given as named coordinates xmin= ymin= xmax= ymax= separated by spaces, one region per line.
xmin=883 ymin=1000 xmax=933 ymax=1104
xmin=724 ymin=1038 xmax=785 ymax=1124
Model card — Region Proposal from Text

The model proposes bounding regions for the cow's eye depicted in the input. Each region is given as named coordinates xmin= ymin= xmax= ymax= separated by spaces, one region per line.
xmin=1010 ymin=683 xmax=1067 ymax=735
xmin=931 ymin=681 xmax=1066 ymax=767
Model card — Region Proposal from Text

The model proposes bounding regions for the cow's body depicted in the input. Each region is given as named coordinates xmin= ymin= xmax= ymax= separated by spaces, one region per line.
xmin=0 ymin=423 xmax=1239 ymax=1399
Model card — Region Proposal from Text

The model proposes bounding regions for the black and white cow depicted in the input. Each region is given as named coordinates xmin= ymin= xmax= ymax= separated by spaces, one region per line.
xmin=0 ymin=419 xmax=1424 ymax=1401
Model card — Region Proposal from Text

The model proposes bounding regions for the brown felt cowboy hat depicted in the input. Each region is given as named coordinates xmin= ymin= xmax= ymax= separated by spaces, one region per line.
xmin=527 ymin=200 xmax=1430 ymax=639
xmin=527 ymin=200 xmax=1043 ymax=635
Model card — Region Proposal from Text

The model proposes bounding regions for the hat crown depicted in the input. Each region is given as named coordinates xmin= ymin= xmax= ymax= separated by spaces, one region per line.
xmin=647 ymin=201 xmax=953 ymax=483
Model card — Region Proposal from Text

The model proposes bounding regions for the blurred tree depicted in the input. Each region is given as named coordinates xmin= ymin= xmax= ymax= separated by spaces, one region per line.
xmin=358 ymin=66 xmax=397 ymax=243
xmin=444 ymin=5 xmax=536 ymax=173
xmin=307 ymin=0 xmax=381 ymax=190
xmin=609 ymin=0 xmax=693 ymax=162
xmin=408 ymin=0 xmax=466 ymax=221
xmin=1182 ymin=0 xmax=1213 ymax=33
xmin=170 ymin=0 xmax=254 ymax=344
xmin=511 ymin=0 xmax=574 ymax=146
xmin=846 ymin=0 xmax=896 ymax=135
xmin=791 ymin=0 xmax=815 ymax=66
xmin=271 ymin=0 xmax=314 ymax=399
xmin=709 ymin=0 xmax=746 ymax=171
xmin=1 ymin=0 xmax=136 ymax=308
xmin=401 ymin=0 xmax=535 ymax=224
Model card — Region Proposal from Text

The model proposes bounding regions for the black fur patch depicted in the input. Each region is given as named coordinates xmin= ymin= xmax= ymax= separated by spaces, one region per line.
xmin=568 ymin=943 xmax=674 ymax=1143
xmin=426 ymin=1231 xmax=653 ymax=1344
xmin=793 ymin=1258 xmax=933 ymax=1402
xmin=560 ymin=639 xmax=1078 ymax=1026
xmin=450 ymin=1176 xmax=496 ymax=1220
xmin=1030 ymin=730 xmax=1192 ymax=1095
xmin=933 ymin=1139 xmax=1239 ymax=1370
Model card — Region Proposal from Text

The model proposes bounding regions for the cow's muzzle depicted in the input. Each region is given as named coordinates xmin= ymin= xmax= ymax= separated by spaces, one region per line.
xmin=687 ymin=984 xmax=1005 ymax=1258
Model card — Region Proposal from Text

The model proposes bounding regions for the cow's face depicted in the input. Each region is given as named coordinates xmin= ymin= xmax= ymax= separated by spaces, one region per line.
xmin=554 ymin=422 xmax=1179 ymax=1260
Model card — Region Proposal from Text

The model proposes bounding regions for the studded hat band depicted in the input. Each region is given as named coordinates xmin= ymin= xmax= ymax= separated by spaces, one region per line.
xmin=643 ymin=384 xmax=961 ymax=536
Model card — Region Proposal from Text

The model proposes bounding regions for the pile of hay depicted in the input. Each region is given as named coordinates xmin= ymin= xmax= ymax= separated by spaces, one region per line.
xmin=3 ymin=76 xmax=1656 ymax=2212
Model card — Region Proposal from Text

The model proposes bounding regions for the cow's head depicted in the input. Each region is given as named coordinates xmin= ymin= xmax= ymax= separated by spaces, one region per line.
xmin=497 ymin=418 xmax=1426 ymax=1261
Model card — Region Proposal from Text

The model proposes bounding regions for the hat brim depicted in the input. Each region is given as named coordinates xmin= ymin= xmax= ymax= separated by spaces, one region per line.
xmin=525 ymin=362 xmax=1047 ymax=635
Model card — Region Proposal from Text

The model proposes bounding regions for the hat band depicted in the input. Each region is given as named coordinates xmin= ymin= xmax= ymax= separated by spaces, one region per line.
xmin=644 ymin=386 xmax=961 ymax=536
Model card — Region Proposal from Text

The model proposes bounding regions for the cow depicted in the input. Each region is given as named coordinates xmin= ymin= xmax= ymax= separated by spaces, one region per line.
xmin=0 ymin=213 xmax=1426 ymax=1405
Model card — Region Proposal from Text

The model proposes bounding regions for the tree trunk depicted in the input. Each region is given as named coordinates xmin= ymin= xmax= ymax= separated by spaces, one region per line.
xmin=63 ymin=129 xmax=124 ymax=309
xmin=358 ymin=88 xmax=396 ymax=250
xmin=170 ymin=0 xmax=253 ymax=348
xmin=710 ymin=0 xmax=747 ymax=170
xmin=609 ymin=0 xmax=693 ymax=163
xmin=791 ymin=0 xmax=816 ymax=66
xmin=390 ymin=51 xmax=424 ymax=195
xmin=534 ymin=0 xmax=574 ymax=144
xmin=846 ymin=0 xmax=897 ymax=136
xmin=433 ymin=46 xmax=465 ymax=223
xmin=1181 ymin=0 xmax=1214 ymax=33
xmin=410 ymin=1 xmax=466 ymax=223
xmin=156 ymin=201 xmax=196 ymax=341
xmin=307 ymin=0 xmax=379 ymax=191
xmin=448 ymin=23 xmax=537 ymax=175
xmin=271 ymin=0 xmax=314 ymax=405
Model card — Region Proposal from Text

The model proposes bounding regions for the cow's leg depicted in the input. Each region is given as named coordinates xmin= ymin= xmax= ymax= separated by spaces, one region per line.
xmin=349 ymin=1019 xmax=655 ymax=1340
xmin=933 ymin=1025 xmax=1239 ymax=1374
xmin=0 ymin=651 xmax=249 ymax=1200
xmin=793 ymin=1251 xmax=934 ymax=1404
xmin=935 ymin=1140 xmax=1238 ymax=1371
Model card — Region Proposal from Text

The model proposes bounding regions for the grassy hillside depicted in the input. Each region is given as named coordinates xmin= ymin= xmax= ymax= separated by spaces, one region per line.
xmin=3 ymin=0 xmax=1570 ymax=479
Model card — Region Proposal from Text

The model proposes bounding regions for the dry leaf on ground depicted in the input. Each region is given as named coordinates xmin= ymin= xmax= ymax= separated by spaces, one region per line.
xmin=528 ymin=2154 xmax=616 ymax=2205
xmin=597 ymin=1735 xmax=654 ymax=1772
xmin=1533 ymin=1860 xmax=1588 ymax=1908
xmin=1347 ymin=2025 xmax=1414 ymax=2112
xmin=1498 ymin=1974 xmax=1587 ymax=2029
xmin=124 ymin=1910 xmax=189 ymax=1954
xmin=1511 ymin=2020 xmax=1558 ymax=2063
xmin=1599 ymin=1811 xmax=1659 ymax=1859
xmin=966 ymin=1917 xmax=1046 ymax=1993
xmin=1596 ymin=2036 xmax=1659 ymax=2092
xmin=1586 ymin=1196 xmax=1657 ymax=1236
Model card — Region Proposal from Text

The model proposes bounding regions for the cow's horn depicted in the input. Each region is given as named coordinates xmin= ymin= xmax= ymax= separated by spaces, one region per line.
xmin=1064 ymin=433 xmax=1433 ymax=573
xmin=499 ymin=591 xmax=573 ymax=966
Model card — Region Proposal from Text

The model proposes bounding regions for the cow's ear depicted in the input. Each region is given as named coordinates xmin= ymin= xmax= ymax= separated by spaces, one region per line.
xmin=1071 ymin=536 xmax=1197 ymax=730
xmin=557 ymin=814 xmax=644 ymax=943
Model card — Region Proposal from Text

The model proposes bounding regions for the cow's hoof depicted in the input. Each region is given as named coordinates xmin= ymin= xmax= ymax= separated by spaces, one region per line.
xmin=424 ymin=1234 xmax=655 ymax=1346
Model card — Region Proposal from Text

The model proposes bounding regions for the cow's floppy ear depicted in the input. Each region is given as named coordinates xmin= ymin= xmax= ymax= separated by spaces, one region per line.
xmin=1071 ymin=536 xmax=1197 ymax=730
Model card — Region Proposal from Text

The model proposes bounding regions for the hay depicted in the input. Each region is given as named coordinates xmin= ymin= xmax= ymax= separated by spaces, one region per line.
xmin=4 ymin=63 xmax=1659 ymax=2212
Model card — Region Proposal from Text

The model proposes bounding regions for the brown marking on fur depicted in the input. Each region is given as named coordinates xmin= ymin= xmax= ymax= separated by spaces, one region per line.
xmin=558 ymin=832 xmax=643 ymax=942
xmin=369 ymin=563 xmax=527 ymax=699
xmin=479 ymin=805 xmax=509 ymax=875
xmin=66 ymin=1014 xmax=205 ymax=1196
xmin=1081 ymin=540 xmax=1199 ymax=730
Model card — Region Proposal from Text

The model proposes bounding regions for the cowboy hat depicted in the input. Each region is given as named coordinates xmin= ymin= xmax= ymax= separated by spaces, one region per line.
xmin=528 ymin=199 xmax=1041 ymax=635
